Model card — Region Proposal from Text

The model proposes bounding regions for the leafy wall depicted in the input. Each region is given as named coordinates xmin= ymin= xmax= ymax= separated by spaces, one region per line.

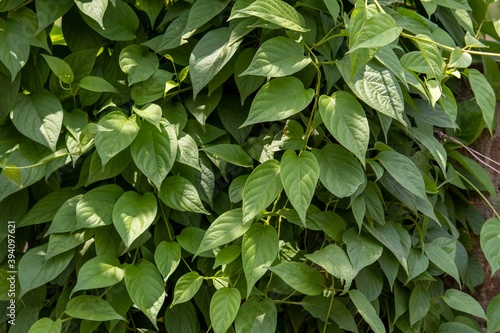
xmin=1 ymin=0 xmax=500 ymax=332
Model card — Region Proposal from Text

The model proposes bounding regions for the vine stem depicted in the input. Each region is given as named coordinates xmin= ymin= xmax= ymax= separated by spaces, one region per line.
xmin=323 ymin=288 xmax=335 ymax=333
xmin=401 ymin=32 xmax=500 ymax=58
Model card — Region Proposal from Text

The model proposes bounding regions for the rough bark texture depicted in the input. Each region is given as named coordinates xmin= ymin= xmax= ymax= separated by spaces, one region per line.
xmin=469 ymin=103 xmax=500 ymax=312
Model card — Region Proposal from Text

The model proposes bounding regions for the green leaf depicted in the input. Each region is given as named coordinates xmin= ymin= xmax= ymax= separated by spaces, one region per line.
xmin=269 ymin=262 xmax=324 ymax=296
xmin=337 ymin=59 xmax=405 ymax=124
xmin=196 ymin=208 xmax=251 ymax=256
xmin=119 ymin=44 xmax=159 ymax=85
xmin=10 ymin=89 xmax=63 ymax=152
xmin=301 ymin=296 xmax=357 ymax=331
xmin=172 ymin=271 xmax=204 ymax=306
xmin=349 ymin=289 xmax=386 ymax=333
xmin=124 ymin=260 xmax=166 ymax=329
xmin=84 ymin=150 xmax=131 ymax=187
xmin=45 ymin=195 xmax=83 ymax=235
xmin=241 ymin=36 xmax=311 ymax=77
xmin=0 ymin=7 xmax=37 ymax=79
xmin=81 ymin=0 xmax=139 ymax=41
xmin=210 ymin=287 xmax=241 ymax=333
xmin=202 ymin=144 xmax=254 ymax=168
xmin=377 ymin=150 xmax=427 ymax=200
xmin=319 ymin=92 xmax=369 ymax=165
xmin=313 ymin=144 xmax=365 ymax=198
xmin=234 ymin=0 xmax=307 ymax=32
xmin=241 ymin=77 xmax=314 ymax=127
xmin=65 ymin=295 xmax=125 ymax=321
xmin=36 ymin=0 xmax=73 ymax=34
xmin=425 ymin=242 xmax=461 ymax=284
xmin=185 ymin=88 xmax=223 ymax=126
xmin=160 ymin=175 xmax=209 ymax=214
xmin=468 ymin=68 xmax=496 ymax=132
xmin=46 ymin=230 xmax=88 ymax=259
xmin=76 ymin=184 xmax=124 ymax=229
xmin=189 ymin=27 xmax=240 ymax=98
xmin=280 ymin=150 xmax=319 ymax=225
xmin=154 ymin=241 xmax=181 ymax=282
xmin=407 ymin=248 xmax=429 ymax=282
xmin=305 ymin=245 xmax=354 ymax=290
xmin=487 ymin=294 xmax=500 ymax=333
xmin=242 ymin=159 xmax=282 ymax=223
xmin=242 ymin=223 xmax=280 ymax=296
xmin=73 ymin=255 xmax=124 ymax=293
xmin=131 ymin=69 xmax=174 ymax=105
xmin=176 ymin=132 xmax=200 ymax=170
xmin=409 ymin=127 xmax=447 ymax=173
xmin=415 ymin=36 xmax=443 ymax=83
xmin=19 ymin=244 xmax=74 ymax=297
xmin=234 ymin=48 xmax=266 ymax=105
xmin=130 ymin=121 xmax=177 ymax=190
xmin=480 ymin=218 xmax=500 ymax=276
xmin=183 ymin=0 xmax=231 ymax=37
xmin=75 ymin=0 xmax=108 ymax=29
xmin=308 ymin=211 xmax=346 ymax=242
xmin=449 ymin=150 xmax=496 ymax=197
xmin=28 ymin=318 xmax=61 ymax=333
xmin=443 ymin=289 xmax=487 ymax=319
xmin=349 ymin=13 xmax=402 ymax=52
xmin=94 ymin=111 xmax=139 ymax=166
xmin=235 ymin=297 xmax=277 ymax=333
xmin=439 ymin=322 xmax=481 ymax=333
xmin=343 ymin=229 xmax=383 ymax=275
xmin=112 ymin=191 xmax=157 ymax=247
xmin=79 ymin=75 xmax=118 ymax=93
xmin=41 ymin=55 xmax=74 ymax=84
xmin=164 ymin=301 xmax=199 ymax=333
xmin=409 ymin=285 xmax=430 ymax=325
xmin=366 ymin=222 xmax=411 ymax=274
xmin=132 ymin=103 xmax=163 ymax=131
xmin=214 ymin=245 xmax=241 ymax=268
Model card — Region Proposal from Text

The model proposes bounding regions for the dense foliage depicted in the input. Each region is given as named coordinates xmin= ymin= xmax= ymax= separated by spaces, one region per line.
xmin=1 ymin=0 xmax=500 ymax=332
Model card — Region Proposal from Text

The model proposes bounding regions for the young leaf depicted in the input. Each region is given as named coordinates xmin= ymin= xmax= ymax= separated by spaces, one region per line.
xmin=480 ymin=218 xmax=500 ymax=276
xmin=94 ymin=111 xmax=139 ymax=166
xmin=240 ymin=77 xmax=315 ymax=127
xmin=241 ymin=36 xmax=312 ymax=77
xmin=343 ymin=229 xmax=383 ymax=275
xmin=209 ymin=287 xmax=241 ymax=333
xmin=242 ymin=223 xmax=280 ymax=296
xmin=242 ymin=159 xmax=282 ymax=223
xmin=196 ymin=208 xmax=251 ymax=256
xmin=349 ymin=289 xmax=386 ymax=333
xmin=409 ymin=285 xmax=430 ymax=325
xmin=76 ymin=184 xmax=124 ymax=229
xmin=280 ymin=150 xmax=320 ymax=225
xmin=467 ymin=68 xmax=496 ymax=132
xmin=160 ymin=176 xmax=210 ymax=214
xmin=10 ymin=89 xmax=63 ymax=152
xmin=65 ymin=295 xmax=125 ymax=321
xmin=130 ymin=121 xmax=177 ymax=190
xmin=124 ymin=260 xmax=166 ymax=329
xmin=443 ymin=289 xmax=487 ymax=320
xmin=235 ymin=297 xmax=277 ymax=333
xmin=172 ymin=271 xmax=204 ymax=306
xmin=73 ymin=255 xmax=125 ymax=293
xmin=319 ymin=92 xmax=369 ymax=165
xmin=234 ymin=0 xmax=307 ymax=32
xmin=268 ymin=262 xmax=325 ymax=296
xmin=154 ymin=241 xmax=181 ymax=282
xmin=112 ymin=191 xmax=158 ymax=247
xmin=189 ymin=27 xmax=240 ymax=98
xmin=313 ymin=144 xmax=365 ymax=198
